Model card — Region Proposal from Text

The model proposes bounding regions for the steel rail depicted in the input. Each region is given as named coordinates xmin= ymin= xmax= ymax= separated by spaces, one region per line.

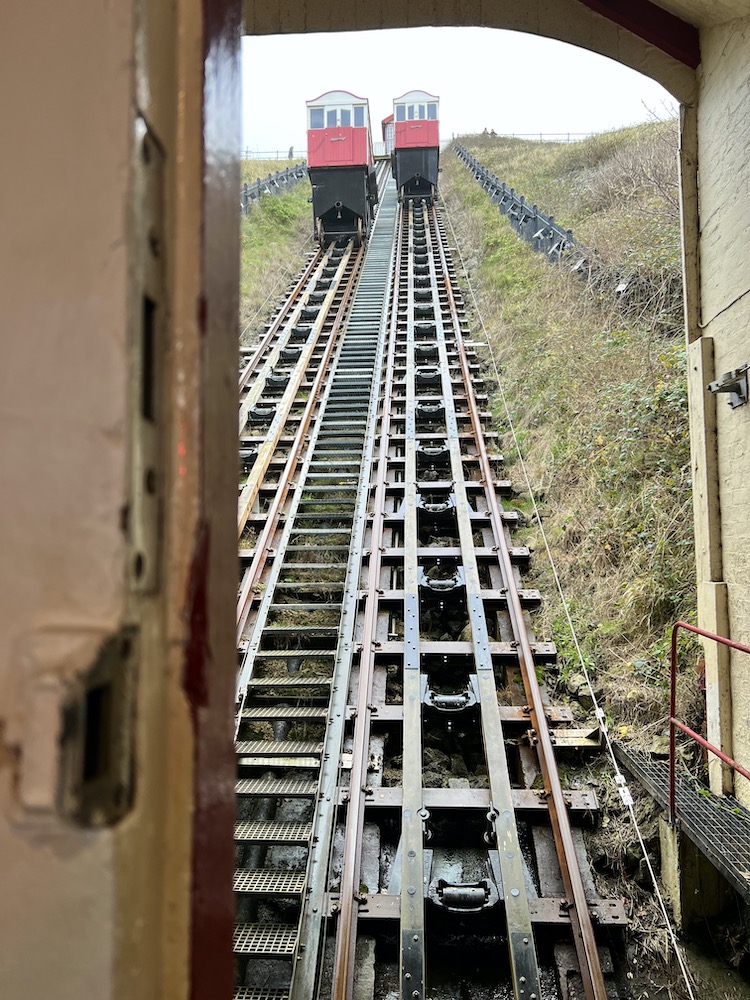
xmin=432 ymin=206 xmax=608 ymax=1000
xmin=238 ymin=246 xmax=359 ymax=534
xmin=330 ymin=189 xmax=403 ymax=1000
xmin=233 ymin=228 xmax=387 ymax=995
xmin=288 ymin=187 xmax=399 ymax=998
xmin=238 ymin=245 xmax=325 ymax=393
xmin=398 ymin=200 xmax=427 ymax=1000
xmin=238 ymin=253 xmax=336 ymax=432
xmin=424 ymin=204 xmax=542 ymax=999
xmin=236 ymin=244 xmax=365 ymax=645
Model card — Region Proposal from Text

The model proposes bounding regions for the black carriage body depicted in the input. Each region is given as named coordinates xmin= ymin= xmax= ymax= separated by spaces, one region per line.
xmin=308 ymin=166 xmax=378 ymax=243
xmin=393 ymin=147 xmax=439 ymax=201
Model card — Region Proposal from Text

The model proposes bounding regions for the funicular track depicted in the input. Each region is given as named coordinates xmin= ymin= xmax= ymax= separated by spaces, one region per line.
xmin=233 ymin=177 xmax=627 ymax=1000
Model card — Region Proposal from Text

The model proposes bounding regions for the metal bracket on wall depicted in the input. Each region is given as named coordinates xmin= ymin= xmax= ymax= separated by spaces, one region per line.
xmin=128 ymin=116 xmax=166 ymax=593
xmin=707 ymin=364 xmax=748 ymax=409
xmin=58 ymin=627 xmax=138 ymax=827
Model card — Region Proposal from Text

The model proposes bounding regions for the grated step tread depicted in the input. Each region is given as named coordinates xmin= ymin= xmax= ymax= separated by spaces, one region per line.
xmin=234 ymin=820 xmax=311 ymax=845
xmin=245 ymin=675 xmax=332 ymax=688
xmin=241 ymin=706 xmax=328 ymax=720
xmin=234 ymin=991 xmax=290 ymax=1000
xmin=233 ymin=868 xmax=307 ymax=895
xmin=235 ymin=740 xmax=323 ymax=755
xmin=235 ymin=778 xmax=318 ymax=797
xmin=233 ymin=923 xmax=297 ymax=957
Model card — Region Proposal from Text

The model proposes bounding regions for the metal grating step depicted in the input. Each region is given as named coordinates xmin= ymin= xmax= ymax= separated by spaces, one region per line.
xmin=234 ymin=820 xmax=312 ymax=845
xmin=245 ymin=675 xmax=332 ymax=689
xmin=235 ymin=777 xmax=318 ymax=797
xmin=234 ymin=990 xmax=290 ymax=1000
xmin=237 ymin=755 xmax=320 ymax=770
xmin=233 ymin=923 xmax=298 ymax=957
xmin=241 ymin=705 xmax=328 ymax=721
xmin=233 ymin=868 xmax=307 ymax=895
xmin=615 ymin=745 xmax=750 ymax=902
xmin=252 ymin=648 xmax=336 ymax=658
xmin=235 ymin=740 xmax=323 ymax=755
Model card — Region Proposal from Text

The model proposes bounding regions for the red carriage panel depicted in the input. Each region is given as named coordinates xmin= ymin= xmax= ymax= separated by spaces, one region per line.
xmin=307 ymin=126 xmax=371 ymax=169
xmin=394 ymin=119 xmax=440 ymax=150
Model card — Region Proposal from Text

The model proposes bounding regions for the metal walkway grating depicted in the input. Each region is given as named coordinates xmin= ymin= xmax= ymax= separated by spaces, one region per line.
xmin=235 ymin=740 xmax=323 ymax=756
xmin=234 ymin=991 xmax=290 ymax=1000
xmin=233 ymin=868 xmax=307 ymax=895
xmin=233 ymin=922 xmax=298 ymax=956
xmin=235 ymin=777 xmax=318 ymax=797
xmin=241 ymin=705 xmax=328 ymax=721
xmin=245 ymin=675 xmax=332 ymax=689
xmin=234 ymin=820 xmax=312 ymax=845
xmin=616 ymin=745 xmax=750 ymax=902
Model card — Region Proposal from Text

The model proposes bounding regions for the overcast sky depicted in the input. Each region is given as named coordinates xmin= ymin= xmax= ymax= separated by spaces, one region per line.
xmin=241 ymin=27 xmax=678 ymax=154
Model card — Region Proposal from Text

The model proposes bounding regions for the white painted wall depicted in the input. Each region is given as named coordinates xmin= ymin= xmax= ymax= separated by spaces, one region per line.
xmin=698 ymin=16 xmax=750 ymax=804
xmin=0 ymin=1 xmax=133 ymax=994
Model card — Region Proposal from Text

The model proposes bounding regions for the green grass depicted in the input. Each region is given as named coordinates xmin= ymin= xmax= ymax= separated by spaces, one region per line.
xmin=240 ymin=177 xmax=313 ymax=342
xmin=241 ymin=157 xmax=306 ymax=184
xmin=442 ymin=124 xmax=694 ymax=735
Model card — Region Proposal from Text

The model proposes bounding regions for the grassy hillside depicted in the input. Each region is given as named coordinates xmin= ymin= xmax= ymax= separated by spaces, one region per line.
xmin=441 ymin=125 xmax=696 ymax=738
xmin=240 ymin=161 xmax=312 ymax=343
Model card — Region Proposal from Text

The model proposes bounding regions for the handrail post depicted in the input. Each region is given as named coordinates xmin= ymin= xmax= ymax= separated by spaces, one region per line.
xmin=669 ymin=623 xmax=679 ymax=823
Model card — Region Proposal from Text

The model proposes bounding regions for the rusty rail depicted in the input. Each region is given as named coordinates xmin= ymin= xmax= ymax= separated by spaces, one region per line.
xmin=232 ymin=184 xmax=625 ymax=1000
xmin=239 ymin=246 xmax=324 ymax=393
xmin=434 ymin=209 xmax=608 ymax=1000
xmin=236 ymin=243 xmax=365 ymax=646
xmin=330 ymin=201 xmax=402 ymax=1000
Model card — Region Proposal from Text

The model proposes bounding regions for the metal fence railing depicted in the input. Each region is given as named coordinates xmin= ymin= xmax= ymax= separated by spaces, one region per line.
xmin=241 ymin=162 xmax=309 ymax=214
xmin=453 ymin=143 xmax=579 ymax=264
xmin=668 ymin=622 xmax=750 ymax=823
xmin=241 ymin=148 xmax=307 ymax=160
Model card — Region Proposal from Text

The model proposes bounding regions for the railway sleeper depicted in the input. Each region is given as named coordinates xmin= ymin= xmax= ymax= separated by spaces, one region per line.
xmin=233 ymin=187 xmax=625 ymax=1000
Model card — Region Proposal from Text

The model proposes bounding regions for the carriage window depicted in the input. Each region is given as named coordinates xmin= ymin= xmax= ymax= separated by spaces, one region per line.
xmin=309 ymin=108 xmax=324 ymax=129
xmin=396 ymin=105 xmax=406 ymax=122
xmin=427 ymin=103 xmax=437 ymax=120
xmin=354 ymin=106 xmax=365 ymax=127
xmin=340 ymin=108 xmax=351 ymax=127
xmin=327 ymin=109 xmax=337 ymax=127
xmin=418 ymin=105 xmax=426 ymax=119
xmin=407 ymin=105 xmax=415 ymax=120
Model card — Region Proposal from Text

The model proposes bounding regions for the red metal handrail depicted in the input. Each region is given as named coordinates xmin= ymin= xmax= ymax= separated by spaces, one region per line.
xmin=669 ymin=621 xmax=750 ymax=822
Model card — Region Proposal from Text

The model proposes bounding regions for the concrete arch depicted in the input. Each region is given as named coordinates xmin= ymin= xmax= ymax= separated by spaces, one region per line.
xmin=243 ymin=0 xmax=699 ymax=102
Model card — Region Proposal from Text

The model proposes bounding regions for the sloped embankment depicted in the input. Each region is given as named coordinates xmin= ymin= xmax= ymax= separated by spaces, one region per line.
xmin=441 ymin=126 xmax=695 ymax=735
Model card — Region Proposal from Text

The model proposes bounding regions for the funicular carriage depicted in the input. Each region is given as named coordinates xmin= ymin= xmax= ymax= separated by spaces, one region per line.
xmin=306 ymin=89 xmax=378 ymax=245
xmin=392 ymin=89 xmax=440 ymax=203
